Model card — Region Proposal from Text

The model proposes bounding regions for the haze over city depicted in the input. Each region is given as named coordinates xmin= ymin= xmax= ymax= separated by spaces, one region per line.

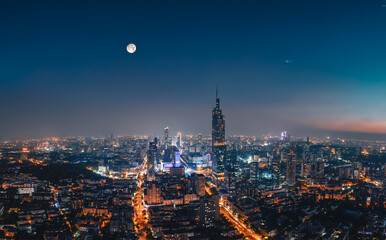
xmin=1 ymin=1 xmax=386 ymax=240
xmin=2 ymin=0 xmax=386 ymax=140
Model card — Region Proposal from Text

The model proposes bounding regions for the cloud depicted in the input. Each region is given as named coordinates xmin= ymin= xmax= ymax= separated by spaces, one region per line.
xmin=307 ymin=118 xmax=386 ymax=134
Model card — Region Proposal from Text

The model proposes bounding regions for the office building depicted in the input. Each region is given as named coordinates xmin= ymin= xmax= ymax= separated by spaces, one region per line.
xmin=250 ymin=161 xmax=259 ymax=184
xmin=192 ymin=173 xmax=206 ymax=197
xmin=174 ymin=149 xmax=181 ymax=167
xmin=176 ymin=132 xmax=182 ymax=149
xmin=164 ymin=127 xmax=172 ymax=149
xmin=286 ymin=147 xmax=297 ymax=186
xmin=224 ymin=168 xmax=237 ymax=196
xmin=147 ymin=138 xmax=158 ymax=181
xmin=144 ymin=181 xmax=162 ymax=205
xmin=199 ymin=194 xmax=220 ymax=227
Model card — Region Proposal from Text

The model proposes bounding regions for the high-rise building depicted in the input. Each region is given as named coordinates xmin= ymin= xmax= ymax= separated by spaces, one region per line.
xmin=302 ymin=137 xmax=311 ymax=163
xmin=212 ymin=88 xmax=225 ymax=145
xmin=383 ymin=163 xmax=386 ymax=191
xmin=212 ymin=87 xmax=226 ymax=186
xmin=164 ymin=145 xmax=178 ymax=164
xmin=199 ymin=194 xmax=220 ymax=227
xmin=301 ymin=137 xmax=311 ymax=177
xmin=338 ymin=165 xmax=351 ymax=179
xmin=198 ymin=133 xmax=202 ymax=145
xmin=176 ymin=132 xmax=182 ymax=149
xmin=301 ymin=163 xmax=312 ymax=178
xmin=250 ymin=161 xmax=260 ymax=184
xmin=281 ymin=131 xmax=290 ymax=142
xmin=164 ymin=127 xmax=172 ymax=149
xmin=286 ymin=147 xmax=297 ymax=186
xmin=147 ymin=138 xmax=158 ymax=181
xmin=224 ymin=168 xmax=237 ymax=196
xmin=164 ymin=127 xmax=169 ymax=141
xmin=192 ymin=173 xmax=206 ymax=197
xmin=312 ymin=161 xmax=324 ymax=179
xmin=174 ymin=149 xmax=181 ymax=167
xmin=144 ymin=181 xmax=162 ymax=205
xmin=151 ymin=137 xmax=159 ymax=163
xmin=147 ymin=150 xmax=155 ymax=181
xmin=20 ymin=147 xmax=28 ymax=161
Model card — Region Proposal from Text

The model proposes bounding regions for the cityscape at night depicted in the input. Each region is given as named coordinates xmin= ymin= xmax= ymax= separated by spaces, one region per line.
xmin=1 ymin=0 xmax=386 ymax=239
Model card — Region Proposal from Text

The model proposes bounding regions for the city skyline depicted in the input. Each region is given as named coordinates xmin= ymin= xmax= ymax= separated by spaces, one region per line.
xmin=1 ymin=1 xmax=386 ymax=239
xmin=2 ymin=0 xmax=386 ymax=140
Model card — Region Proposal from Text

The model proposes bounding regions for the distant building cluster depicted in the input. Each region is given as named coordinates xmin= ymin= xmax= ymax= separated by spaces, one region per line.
xmin=0 ymin=90 xmax=385 ymax=239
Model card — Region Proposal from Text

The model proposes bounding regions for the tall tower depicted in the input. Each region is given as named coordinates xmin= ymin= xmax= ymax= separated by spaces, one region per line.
xmin=212 ymin=87 xmax=225 ymax=145
xmin=147 ymin=138 xmax=158 ymax=181
xmin=301 ymin=137 xmax=311 ymax=177
xmin=164 ymin=127 xmax=169 ymax=149
xmin=212 ymin=87 xmax=226 ymax=186
xmin=176 ymin=132 xmax=182 ymax=149
xmin=286 ymin=147 xmax=297 ymax=186
xmin=164 ymin=127 xmax=169 ymax=141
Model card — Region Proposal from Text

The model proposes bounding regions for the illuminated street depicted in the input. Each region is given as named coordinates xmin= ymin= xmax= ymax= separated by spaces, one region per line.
xmin=204 ymin=178 xmax=262 ymax=240
xmin=221 ymin=203 xmax=261 ymax=240
xmin=133 ymin=158 xmax=149 ymax=240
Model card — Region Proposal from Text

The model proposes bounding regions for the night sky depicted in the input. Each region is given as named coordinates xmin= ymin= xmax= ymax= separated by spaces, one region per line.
xmin=2 ymin=0 xmax=386 ymax=140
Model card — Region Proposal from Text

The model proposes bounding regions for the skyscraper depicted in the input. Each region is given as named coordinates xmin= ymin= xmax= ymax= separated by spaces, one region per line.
xmin=164 ymin=127 xmax=172 ymax=149
xmin=286 ymin=147 xmax=297 ymax=186
xmin=383 ymin=163 xmax=386 ymax=191
xmin=164 ymin=127 xmax=169 ymax=141
xmin=224 ymin=168 xmax=237 ymax=196
xmin=150 ymin=137 xmax=158 ymax=164
xmin=212 ymin=87 xmax=226 ymax=186
xmin=147 ymin=138 xmax=158 ymax=181
xmin=301 ymin=137 xmax=311 ymax=177
xmin=250 ymin=161 xmax=260 ymax=184
xmin=302 ymin=137 xmax=311 ymax=163
xmin=281 ymin=131 xmax=290 ymax=142
xmin=147 ymin=150 xmax=155 ymax=181
xmin=176 ymin=132 xmax=182 ymax=149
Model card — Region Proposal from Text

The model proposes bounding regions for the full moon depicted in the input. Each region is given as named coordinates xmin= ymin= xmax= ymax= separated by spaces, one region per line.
xmin=126 ymin=43 xmax=136 ymax=53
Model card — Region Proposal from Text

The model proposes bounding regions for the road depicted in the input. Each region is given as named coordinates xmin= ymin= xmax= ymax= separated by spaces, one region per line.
xmin=205 ymin=180 xmax=262 ymax=240
xmin=221 ymin=203 xmax=261 ymax=240
xmin=133 ymin=157 xmax=149 ymax=240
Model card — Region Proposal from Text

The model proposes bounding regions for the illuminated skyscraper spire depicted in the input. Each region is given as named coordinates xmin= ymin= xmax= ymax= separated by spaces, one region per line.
xmin=212 ymin=87 xmax=225 ymax=145
xmin=215 ymin=85 xmax=220 ymax=109
xmin=212 ymin=87 xmax=226 ymax=185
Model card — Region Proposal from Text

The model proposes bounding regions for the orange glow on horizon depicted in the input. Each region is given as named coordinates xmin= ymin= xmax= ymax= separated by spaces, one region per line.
xmin=308 ymin=119 xmax=386 ymax=134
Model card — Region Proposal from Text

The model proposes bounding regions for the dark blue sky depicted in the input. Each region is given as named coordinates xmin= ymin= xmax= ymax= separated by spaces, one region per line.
xmin=2 ymin=0 xmax=386 ymax=140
